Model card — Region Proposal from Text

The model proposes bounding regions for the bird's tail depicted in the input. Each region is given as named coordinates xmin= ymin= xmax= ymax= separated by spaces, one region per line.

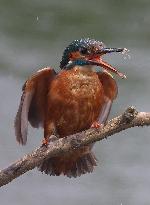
xmin=37 ymin=151 xmax=97 ymax=178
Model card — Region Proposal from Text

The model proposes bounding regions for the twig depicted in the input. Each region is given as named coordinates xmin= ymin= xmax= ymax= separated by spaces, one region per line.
xmin=0 ymin=106 xmax=150 ymax=187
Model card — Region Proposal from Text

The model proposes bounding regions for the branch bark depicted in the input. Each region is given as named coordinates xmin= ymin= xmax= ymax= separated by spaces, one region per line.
xmin=0 ymin=106 xmax=150 ymax=187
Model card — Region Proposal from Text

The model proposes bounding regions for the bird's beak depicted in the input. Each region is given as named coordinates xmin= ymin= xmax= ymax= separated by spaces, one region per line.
xmin=91 ymin=47 xmax=127 ymax=79
xmin=98 ymin=47 xmax=124 ymax=54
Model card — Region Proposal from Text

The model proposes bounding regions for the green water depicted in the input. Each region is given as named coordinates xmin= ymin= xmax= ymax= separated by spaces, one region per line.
xmin=0 ymin=0 xmax=150 ymax=204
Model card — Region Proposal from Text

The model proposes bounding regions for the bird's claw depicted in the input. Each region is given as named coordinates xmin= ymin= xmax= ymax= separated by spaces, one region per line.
xmin=41 ymin=135 xmax=59 ymax=147
xmin=91 ymin=121 xmax=104 ymax=129
xmin=41 ymin=138 xmax=49 ymax=147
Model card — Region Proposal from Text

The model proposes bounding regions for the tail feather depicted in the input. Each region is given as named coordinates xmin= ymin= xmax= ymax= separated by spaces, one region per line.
xmin=37 ymin=152 xmax=97 ymax=178
xmin=83 ymin=155 xmax=93 ymax=172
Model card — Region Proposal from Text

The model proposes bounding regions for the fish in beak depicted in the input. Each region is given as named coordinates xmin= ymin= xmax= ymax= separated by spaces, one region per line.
xmin=89 ymin=47 xmax=127 ymax=79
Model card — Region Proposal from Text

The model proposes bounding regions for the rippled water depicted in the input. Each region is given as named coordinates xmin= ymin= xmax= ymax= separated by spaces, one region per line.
xmin=0 ymin=0 xmax=150 ymax=204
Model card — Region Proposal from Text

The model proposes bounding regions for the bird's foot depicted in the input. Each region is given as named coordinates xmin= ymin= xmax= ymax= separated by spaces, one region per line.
xmin=91 ymin=121 xmax=104 ymax=129
xmin=41 ymin=134 xmax=59 ymax=147
xmin=41 ymin=138 xmax=49 ymax=147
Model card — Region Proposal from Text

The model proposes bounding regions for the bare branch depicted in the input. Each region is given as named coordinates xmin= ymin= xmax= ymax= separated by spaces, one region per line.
xmin=0 ymin=106 xmax=150 ymax=187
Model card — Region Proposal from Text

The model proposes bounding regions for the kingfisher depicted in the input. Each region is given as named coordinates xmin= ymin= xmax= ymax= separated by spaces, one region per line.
xmin=15 ymin=38 xmax=126 ymax=178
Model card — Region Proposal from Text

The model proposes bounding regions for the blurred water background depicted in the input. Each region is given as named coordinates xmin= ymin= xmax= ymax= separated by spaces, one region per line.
xmin=0 ymin=0 xmax=150 ymax=204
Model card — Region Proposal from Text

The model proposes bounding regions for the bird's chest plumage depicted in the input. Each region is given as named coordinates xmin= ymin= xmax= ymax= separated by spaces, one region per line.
xmin=48 ymin=68 xmax=104 ymax=136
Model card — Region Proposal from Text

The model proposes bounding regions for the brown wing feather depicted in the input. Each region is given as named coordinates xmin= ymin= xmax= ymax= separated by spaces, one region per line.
xmin=15 ymin=90 xmax=34 ymax=145
xmin=98 ymin=97 xmax=112 ymax=124
xmin=14 ymin=67 xmax=56 ymax=145
xmin=97 ymin=72 xmax=118 ymax=124
xmin=15 ymin=90 xmax=26 ymax=145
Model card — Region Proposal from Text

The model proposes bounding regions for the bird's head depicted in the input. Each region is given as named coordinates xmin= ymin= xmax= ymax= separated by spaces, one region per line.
xmin=60 ymin=38 xmax=126 ymax=78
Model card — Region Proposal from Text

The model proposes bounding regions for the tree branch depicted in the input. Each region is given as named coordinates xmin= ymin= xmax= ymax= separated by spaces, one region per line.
xmin=0 ymin=106 xmax=150 ymax=187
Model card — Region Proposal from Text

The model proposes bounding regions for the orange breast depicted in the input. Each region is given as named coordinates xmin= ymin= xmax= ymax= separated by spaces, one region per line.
xmin=46 ymin=68 xmax=104 ymax=137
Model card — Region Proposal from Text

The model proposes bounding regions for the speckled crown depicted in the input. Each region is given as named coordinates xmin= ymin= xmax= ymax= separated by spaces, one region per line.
xmin=60 ymin=38 xmax=105 ymax=69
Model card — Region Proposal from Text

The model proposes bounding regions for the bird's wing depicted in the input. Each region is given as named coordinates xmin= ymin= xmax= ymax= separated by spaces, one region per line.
xmin=97 ymin=72 xmax=118 ymax=124
xmin=14 ymin=67 xmax=56 ymax=145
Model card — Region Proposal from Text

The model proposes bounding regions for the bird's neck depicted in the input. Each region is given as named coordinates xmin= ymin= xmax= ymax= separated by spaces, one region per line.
xmin=73 ymin=65 xmax=95 ymax=72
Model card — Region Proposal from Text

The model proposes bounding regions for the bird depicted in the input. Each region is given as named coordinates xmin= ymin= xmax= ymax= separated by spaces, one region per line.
xmin=14 ymin=38 xmax=126 ymax=178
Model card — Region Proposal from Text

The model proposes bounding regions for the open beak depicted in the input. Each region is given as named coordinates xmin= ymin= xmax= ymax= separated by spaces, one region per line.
xmin=90 ymin=47 xmax=126 ymax=79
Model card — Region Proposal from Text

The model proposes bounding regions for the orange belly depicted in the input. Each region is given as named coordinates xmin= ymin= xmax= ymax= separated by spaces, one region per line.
xmin=45 ymin=68 xmax=104 ymax=138
xmin=38 ymin=68 xmax=117 ymax=177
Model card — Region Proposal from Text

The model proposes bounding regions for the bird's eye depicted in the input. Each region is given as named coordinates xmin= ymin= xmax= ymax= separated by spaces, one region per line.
xmin=79 ymin=47 xmax=89 ymax=55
